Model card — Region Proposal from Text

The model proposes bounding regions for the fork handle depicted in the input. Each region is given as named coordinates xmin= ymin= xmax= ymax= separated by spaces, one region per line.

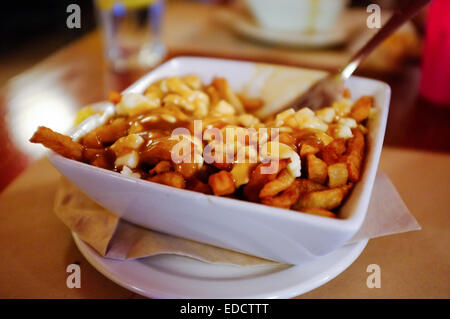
xmin=340 ymin=0 xmax=431 ymax=79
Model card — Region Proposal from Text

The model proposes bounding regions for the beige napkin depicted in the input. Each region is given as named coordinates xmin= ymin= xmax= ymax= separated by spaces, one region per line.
xmin=54 ymin=171 xmax=420 ymax=266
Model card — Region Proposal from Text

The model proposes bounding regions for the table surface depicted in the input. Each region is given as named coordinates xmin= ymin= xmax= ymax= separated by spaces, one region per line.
xmin=0 ymin=2 xmax=449 ymax=298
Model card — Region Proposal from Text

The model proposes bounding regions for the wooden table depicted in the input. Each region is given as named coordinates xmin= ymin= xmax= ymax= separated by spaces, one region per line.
xmin=0 ymin=2 xmax=449 ymax=298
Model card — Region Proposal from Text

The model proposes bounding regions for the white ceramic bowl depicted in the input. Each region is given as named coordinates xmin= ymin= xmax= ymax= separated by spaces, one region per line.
xmin=245 ymin=0 xmax=349 ymax=33
xmin=50 ymin=57 xmax=390 ymax=264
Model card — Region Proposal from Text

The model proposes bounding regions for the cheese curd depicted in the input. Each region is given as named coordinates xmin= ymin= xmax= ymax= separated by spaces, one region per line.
xmin=117 ymin=93 xmax=159 ymax=116
xmin=260 ymin=141 xmax=301 ymax=178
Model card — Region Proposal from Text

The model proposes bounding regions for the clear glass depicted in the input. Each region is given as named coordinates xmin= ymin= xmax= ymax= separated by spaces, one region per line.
xmin=95 ymin=0 xmax=166 ymax=71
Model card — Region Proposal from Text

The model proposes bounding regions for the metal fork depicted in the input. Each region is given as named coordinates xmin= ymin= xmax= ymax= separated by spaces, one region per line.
xmin=279 ymin=0 xmax=431 ymax=113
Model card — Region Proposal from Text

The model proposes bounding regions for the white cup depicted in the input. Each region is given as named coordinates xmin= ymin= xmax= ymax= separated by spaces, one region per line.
xmin=245 ymin=0 xmax=349 ymax=33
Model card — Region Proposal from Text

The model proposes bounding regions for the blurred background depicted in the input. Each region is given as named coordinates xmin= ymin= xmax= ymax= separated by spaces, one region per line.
xmin=0 ymin=0 xmax=449 ymax=192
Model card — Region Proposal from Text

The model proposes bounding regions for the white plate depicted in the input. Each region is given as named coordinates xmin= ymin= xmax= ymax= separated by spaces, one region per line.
xmin=216 ymin=8 xmax=365 ymax=48
xmin=73 ymin=233 xmax=368 ymax=299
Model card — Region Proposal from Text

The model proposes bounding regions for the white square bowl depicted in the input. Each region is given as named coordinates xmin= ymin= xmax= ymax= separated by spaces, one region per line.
xmin=49 ymin=57 xmax=390 ymax=264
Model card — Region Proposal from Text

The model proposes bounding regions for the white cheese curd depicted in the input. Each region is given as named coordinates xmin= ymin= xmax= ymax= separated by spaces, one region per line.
xmin=115 ymin=151 xmax=139 ymax=169
xmin=260 ymin=141 xmax=301 ymax=177
xmin=116 ymin=93 xmax=159 ymax=116
xmin=120 ymin=165 xmax=141 ymax=179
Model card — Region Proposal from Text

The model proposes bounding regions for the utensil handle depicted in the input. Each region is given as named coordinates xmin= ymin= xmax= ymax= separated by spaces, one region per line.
xmin=340 ymin=0 xmax=431 ymax=79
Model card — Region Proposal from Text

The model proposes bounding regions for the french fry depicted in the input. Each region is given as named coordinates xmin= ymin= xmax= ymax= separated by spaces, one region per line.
xmin=297 ymin=179 xmax=328 ymax=193
xmin=300 ymin=143 xmax=319 ymax=157
xmin=149 ymin=161 xmax=172 ymax=176
xmin=208 ymin=170 xmax=236 ymax=196
xmin=211 ymin=77 xmax=244 ymax=114
xmin=181 ymin=75 xmax=203 ymax=90
xmin=238 ymin=94 xmax=264 ymax=112
xmin=211 ymin=162 xmax=234 ymax=171
xmin=341 ymin=182 xmax=354 ymax=197
xmin=321 ymin=138 xmax=346 ymax=165
xmin=174 ymin=162 xmax=198 ymax=179
xmin=350 ymin=96 xmax=373 ymax=122
xmin=278 ymin=133 xmax=297 ymax=150
xmin=29 ymin=126 xmax=84 ymax=161
xmin=345 ymin=129 xmax=365 ymax=182
xmin=91 ymin=156 xmax=112 ymax=169
xmin=82 ymin=118 xmax=129 ymax=148
xmin=261 ymin=180 xmax=301 ymax=209
xmin=140 ymin=136 xmax=180 ymax=165
xmin=205 ymin=85 xmax=221 ymax=107
xmin=307 ymin=154 xmax=328 ymax=184
xmin=294 ymin=187 xmax=345 ymax=210
xmin=230 ymin=162 xmax=257 ymax=188
xmin=328 ymin=163 xmax=348 ymax=188
xmin=243 ymin=159 xmax=288 ymax=201
xmin=298 ymin=207 xmax=337 ymax=218
xmin=83 ymin=148 xmax=106 ymax=162
xmin=147 ymin=171 xmax=186 ymax=189
xmin=187 ymin=179 xmax=212 ymax=195
xmin=259 ymin=168 xmax=295 ymax=198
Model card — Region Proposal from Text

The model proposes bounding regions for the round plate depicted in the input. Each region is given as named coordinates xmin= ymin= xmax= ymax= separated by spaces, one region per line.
xmin=73 ymin=233 xmax=368 ymax=298
xmin=215 ymin=8 xmax=365 ymax=48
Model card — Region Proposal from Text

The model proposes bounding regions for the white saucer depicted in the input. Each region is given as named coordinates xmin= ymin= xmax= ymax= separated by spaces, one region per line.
xmin=73 ymin=233 xmax=368 ymax=299
xmin=216 ymin=8 xmax=365 ymax=48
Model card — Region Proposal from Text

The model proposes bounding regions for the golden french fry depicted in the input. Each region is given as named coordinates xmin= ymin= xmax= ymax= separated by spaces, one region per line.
xmin=82 ymin=118 xmax=129 ymax=148
xmin=211 ymin=77 xmax=244 ymax=113
xmin=83 ymin=148 xmax=106 ymax=162
xmin=205 ymin=85 xmax=221 ymax=107
xmin=208 ymin=170 xmax=236 ymax=196
xmin=297 ymin=179 xmax=328 ymax=193
xmin=149 ymin=161 xmax=172 ymax=176
xmin=140 ymin=136 xmax=180 ymax=165
xmin=278 ymin=133 xmax=297 ymax=150
xmin=91 ymin=156 xmax=113 ymax=169
xmin=243 ymin=159 xmax=288 ymax=202
xmin=174 ymin=162 xmax=198 ymax=179
xmin=307 ymin=154 xmax=328 ymax=184
xmin=345 ymin=129 xmax=365 ymax=182
xmin=321 ymin=138 xmax=346 ymax=165
xmin=328 ymin=163 xmax=348 ymax=188
xmin=261 ymin=180 xmax=301 ymax=209
xmin=29 ymin=126 xmax=84 ymax=161
xmin=147 ymin=171 xmax=186 ymax=189
xmin=298 ymin=207 xmax=337 ymax=218
xmin=341 ymin=182 xmax=354 ymax=197
xmin=299 ymin=143 xmax=319 ymax=157
xmin=181 ymin=75 xmax=203 ymax=90
xmin=238 ymin=94 xmax=264 ymax=112
xmin=259 ymin=168 xmax=295 ymax=198
xmin=350 ymin=96 xmax=373 ymax=122
xmin=187 ymin=179 xmax=212 ymax=195
xmin=294 ymin=187 xmax=345 ymax=210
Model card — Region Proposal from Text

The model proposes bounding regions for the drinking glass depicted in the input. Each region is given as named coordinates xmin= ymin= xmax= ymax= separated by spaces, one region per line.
xmin=95 ymin=0 xmax=166 ymax=71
